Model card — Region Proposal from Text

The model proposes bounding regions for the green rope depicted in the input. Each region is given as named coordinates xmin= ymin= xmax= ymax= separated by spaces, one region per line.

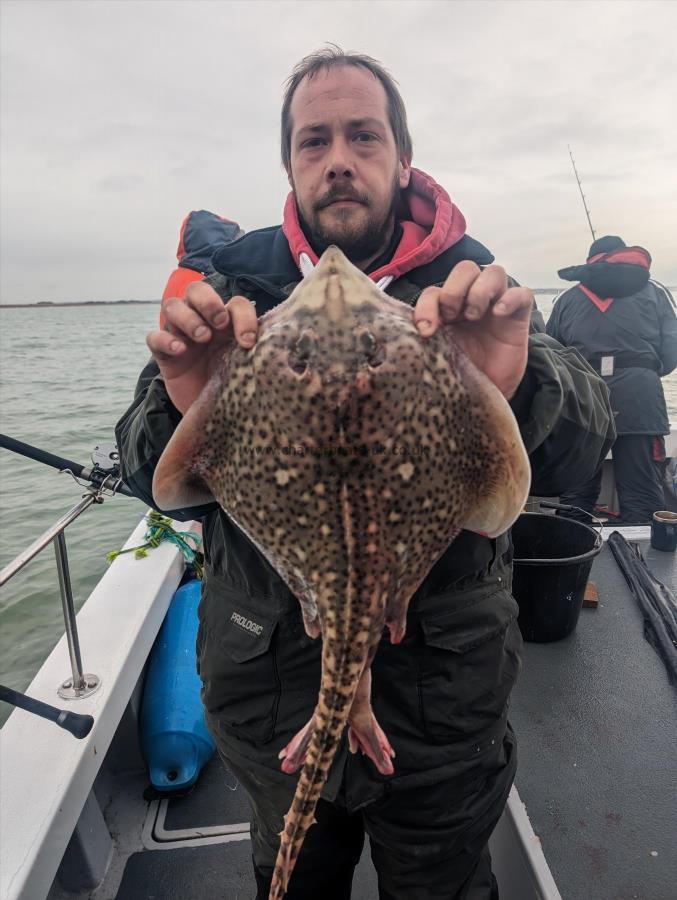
xmin=107 ymin=510 xmax=203 ymax=579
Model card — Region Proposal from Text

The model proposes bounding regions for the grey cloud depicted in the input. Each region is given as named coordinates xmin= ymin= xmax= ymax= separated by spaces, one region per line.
xmin=96 ymin=172 xmax=146 ymax=193
xmin=2 ymin=0 xmax=677 ymax=303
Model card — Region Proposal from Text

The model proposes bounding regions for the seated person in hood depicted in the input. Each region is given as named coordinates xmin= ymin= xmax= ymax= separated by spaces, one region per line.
xmin=548 ymin=235 xmax=677 ymax=524
xmin=159 ymin=210 xmax=244 ymax=327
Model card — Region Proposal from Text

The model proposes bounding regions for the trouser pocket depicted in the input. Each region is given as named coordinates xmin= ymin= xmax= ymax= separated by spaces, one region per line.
xmin=198 ymin=580 xmax=281 ymax=743
xmin=418 ymin=588 xmax=522 ymax=741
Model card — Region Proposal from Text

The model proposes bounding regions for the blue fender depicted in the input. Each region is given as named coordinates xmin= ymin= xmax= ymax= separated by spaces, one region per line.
xmin=140 ymin=579 xmax=215 ymax=791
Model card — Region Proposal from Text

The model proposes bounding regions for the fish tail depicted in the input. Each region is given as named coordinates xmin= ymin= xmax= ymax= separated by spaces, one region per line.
xmin=269 ymin=481 xmax=380 ymax=899
xmin=268 ymin=640 xmax=366 ymax=900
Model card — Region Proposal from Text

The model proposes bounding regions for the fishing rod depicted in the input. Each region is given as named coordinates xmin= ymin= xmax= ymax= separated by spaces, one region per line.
xmin=0 ymin=433 xmax=134 ymax=497
xmin=568 ymin=144 xmax=596 ymax=241
xmin=0 ymin=684 xmax=94 ymax=739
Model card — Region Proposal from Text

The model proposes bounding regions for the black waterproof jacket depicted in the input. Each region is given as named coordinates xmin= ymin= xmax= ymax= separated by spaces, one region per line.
xmin=115 ymin=224 xmax=614 ymax=807
xmin=546 ymin=280 xmax=677 ymax=435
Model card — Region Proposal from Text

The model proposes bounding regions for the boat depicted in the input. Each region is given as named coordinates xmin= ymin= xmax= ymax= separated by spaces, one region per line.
xmin=1 ymin=429 xmax=675 ymax=900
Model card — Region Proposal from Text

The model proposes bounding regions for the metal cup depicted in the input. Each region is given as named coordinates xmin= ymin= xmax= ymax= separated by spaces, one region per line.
xmin=650 ymin=510 xmax=677 ymax=552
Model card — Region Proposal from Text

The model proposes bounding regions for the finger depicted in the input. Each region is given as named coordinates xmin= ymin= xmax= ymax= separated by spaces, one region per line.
xmin=184 ymin=281 xmax=232 ymax=329
xmin=227 ymin=295 xmax=258 ymax=347
xmin=348 ymin=727 xmax=359 ymax=755
xmin=436 ymin=259 xmax=483 ymax=322
xmin=413 ymin=286 xmax=441 ymax=337
xmin=146 ymin=328 xmax=187 ymax=360
xmin=464 ymin=264 xmax=508 ymax=320
xmin=493 ymin=285 xmax=534 ymax=321
xmin=163 ymin=292 xmax=224 ymax=344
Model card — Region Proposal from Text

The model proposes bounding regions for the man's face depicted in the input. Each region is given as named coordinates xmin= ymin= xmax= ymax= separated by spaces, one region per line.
xmin=287 ymin=65 xmax=411 ymax=267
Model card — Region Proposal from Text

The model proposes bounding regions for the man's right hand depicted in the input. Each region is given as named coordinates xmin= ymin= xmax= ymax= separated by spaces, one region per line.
xmin=147 ymin=282 xmax=258 ymax=415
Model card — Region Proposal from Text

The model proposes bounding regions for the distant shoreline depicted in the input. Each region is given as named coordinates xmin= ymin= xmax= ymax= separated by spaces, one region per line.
xmin=1 ymin=300 xmax=159 ymax=309
xmin=0 ymin=289 xmax=569 ymax=308
xmin=2 ymin=286 xmax=674 ymax=309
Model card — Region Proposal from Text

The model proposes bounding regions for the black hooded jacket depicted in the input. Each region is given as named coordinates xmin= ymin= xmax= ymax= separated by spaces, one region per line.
xmin=115 ymin=218 xmax=614 ymax=793
xmin=547 ymin=279 xmax=677 ymax=435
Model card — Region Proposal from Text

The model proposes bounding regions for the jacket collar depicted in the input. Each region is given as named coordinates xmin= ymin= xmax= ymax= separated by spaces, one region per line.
xmin=281 ymin=167 xmax=467 ymax=285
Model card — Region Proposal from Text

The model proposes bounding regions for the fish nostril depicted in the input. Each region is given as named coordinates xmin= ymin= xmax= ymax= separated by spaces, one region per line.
xmin=360 ymin=331 xmax=386 ymax=367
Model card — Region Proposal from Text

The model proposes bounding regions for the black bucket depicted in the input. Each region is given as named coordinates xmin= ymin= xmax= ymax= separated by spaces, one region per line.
xmin=511 ymin=513 xmax=603 ymax=642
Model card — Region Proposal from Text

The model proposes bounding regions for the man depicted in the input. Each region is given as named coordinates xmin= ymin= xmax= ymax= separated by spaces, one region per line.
xmin=548 ymin=235 xmax=677 ymax=524
xmin=116 ymin=49 xmax=614 ymax=899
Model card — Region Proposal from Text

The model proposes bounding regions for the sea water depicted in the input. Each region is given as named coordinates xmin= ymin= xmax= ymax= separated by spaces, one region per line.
xmin=1 ymin=298 xmax=676 ymax=726
xmin=0 ymin=304 xmax=154 ymax=725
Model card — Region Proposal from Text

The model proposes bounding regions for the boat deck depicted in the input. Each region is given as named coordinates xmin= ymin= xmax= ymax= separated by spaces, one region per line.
xmin=46 ymin=535 xmax=675 ymax=900
xmin=49 ymin=755 xmax=380 ymax=900
xmin=510 ymin=537 xmax=677 ymax=900
xmin=113 ymin=757 xmax=382 ymax=900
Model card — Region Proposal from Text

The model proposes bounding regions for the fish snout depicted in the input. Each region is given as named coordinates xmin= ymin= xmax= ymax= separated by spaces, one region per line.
xmin=313 ymin=245 xmax=347 ymax=275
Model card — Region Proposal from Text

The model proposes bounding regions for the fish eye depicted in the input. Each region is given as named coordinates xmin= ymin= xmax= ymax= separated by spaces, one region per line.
xmin=296 ymin=333 xmax=314 ymax=356
xmin=288 ymin=333 xmax=314 ymax=376
xmin=360 ymin=331 xmax=386 ymax=367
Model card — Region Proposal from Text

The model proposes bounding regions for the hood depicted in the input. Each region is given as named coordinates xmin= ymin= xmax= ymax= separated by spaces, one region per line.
xmin=282 ymin=167 xmax=468 ymax=287
xmin=558 ymin=246 xmax=652 ymax=299
xmin=210 ymin=169 xmax=493 ymax=304
xmin=177 ymin=210 xmax=244 ymax=274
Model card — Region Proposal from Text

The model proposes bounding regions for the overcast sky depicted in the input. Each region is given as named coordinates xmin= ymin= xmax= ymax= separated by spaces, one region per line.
xmin=1 ymin=0 xmax=675 ymax=304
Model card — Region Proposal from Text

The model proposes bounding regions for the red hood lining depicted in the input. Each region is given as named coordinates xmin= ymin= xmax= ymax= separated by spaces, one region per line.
xmin=176 ymin=212 xmax=191 ymax=262
xmin=580 ymin=284 xmax=614 ymax=311
xmin=586 ymin=247 xmax=651 ymax=269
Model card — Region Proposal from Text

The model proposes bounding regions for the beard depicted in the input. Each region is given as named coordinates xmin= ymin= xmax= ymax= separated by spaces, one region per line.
xmin=296 ymin=174 xmax=401 ymax=266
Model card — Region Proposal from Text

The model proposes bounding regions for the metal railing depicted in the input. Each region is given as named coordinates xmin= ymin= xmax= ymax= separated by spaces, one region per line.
xmin=0 ymin=473 xmax=128 ymax=700
xmin=0 ymin=437 xmax=135 ymax=699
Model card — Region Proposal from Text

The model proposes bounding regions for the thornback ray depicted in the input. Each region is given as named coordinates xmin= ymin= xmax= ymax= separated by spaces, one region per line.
xmin=152 ymin=246 xmax=531 ymax=899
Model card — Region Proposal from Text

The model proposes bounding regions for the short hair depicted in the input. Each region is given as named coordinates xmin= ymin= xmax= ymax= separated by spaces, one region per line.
xmin=281 ymin=45 xmax=413 ymax=171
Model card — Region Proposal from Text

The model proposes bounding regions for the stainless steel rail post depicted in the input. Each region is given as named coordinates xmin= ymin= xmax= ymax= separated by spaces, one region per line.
xmin=0 ymin=492 xmax=103 ymax=699
xmin=54 ymin=529 xmax=100 ymax=699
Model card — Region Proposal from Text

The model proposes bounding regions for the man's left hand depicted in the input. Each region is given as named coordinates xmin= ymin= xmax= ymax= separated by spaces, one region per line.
xmin=413 ymin=261 xmax=533 ymax=400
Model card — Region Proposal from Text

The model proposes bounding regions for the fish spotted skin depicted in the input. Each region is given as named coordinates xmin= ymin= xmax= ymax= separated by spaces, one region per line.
xmin=153 ymin=247 xmax=531 ymax=900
